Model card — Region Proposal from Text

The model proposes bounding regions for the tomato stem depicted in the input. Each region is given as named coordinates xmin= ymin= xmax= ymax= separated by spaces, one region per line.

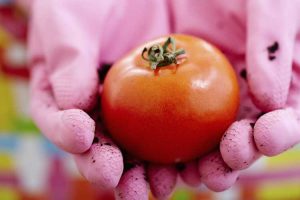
xmin=142 ymin=37 xmax=186 ymax=70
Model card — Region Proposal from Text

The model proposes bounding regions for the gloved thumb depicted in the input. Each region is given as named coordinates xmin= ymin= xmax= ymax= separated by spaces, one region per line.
xmin=29 ymin=0 xmax=108 ymax=111
xmin=246 ymin=0 xmax=296 ymax=112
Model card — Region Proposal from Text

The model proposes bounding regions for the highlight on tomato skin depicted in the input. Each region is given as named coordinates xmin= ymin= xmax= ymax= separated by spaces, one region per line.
xmin=101 ymin=34 xmax=240 ymax=164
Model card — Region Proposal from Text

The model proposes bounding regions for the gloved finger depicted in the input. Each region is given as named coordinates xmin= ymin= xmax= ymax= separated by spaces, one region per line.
xmin=30 ymin=65 xmax=94 ymax=153
xmin=115 ymin=161 xmax=148 ymax=200
xmin=199 ymin=151 xmax=239 ymax=192
xmin=74 ymin=132 xmax=123 ymax=189
xmin=254 ymin=109 xmax=300 ymax=156
xmin=220 ymin=119 xmax=261 ymax=170
xmin=177 ymin=161 xmax=201 ymax=187
xmin=147 ymin=164 xmax=177 ymax=200
xmin=246 ymin=0 xmax=296 ymax=111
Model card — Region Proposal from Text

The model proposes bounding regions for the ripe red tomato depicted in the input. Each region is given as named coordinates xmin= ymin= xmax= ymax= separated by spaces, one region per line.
xmin=101 ymin=34 xmax=239 ymax=164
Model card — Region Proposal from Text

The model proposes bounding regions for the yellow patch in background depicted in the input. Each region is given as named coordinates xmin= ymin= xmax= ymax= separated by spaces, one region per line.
xmin=0 ymin=153 xmax=15 ymax=171
xmin=265 ymin=146 xmax=300 ymax=169
xmin=257 ymin=181 xmax=300 ymax=200
xmin=0 ymin=187 xmax=19 ymax=200
xmin=0 ymin=72 xmax=17 ymax=131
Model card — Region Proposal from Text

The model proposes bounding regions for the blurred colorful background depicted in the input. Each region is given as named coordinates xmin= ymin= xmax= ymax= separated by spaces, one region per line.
xmin=1 ymin=1 xmax=300 ymax=200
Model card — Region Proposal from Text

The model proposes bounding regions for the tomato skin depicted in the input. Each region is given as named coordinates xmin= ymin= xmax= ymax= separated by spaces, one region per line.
xmin=101 ymin=34 xmax=239 ymax=164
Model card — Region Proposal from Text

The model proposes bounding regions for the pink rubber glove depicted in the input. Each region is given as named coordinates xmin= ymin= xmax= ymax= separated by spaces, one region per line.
xmin=28 ymin=0 xmax=300 ymax=199
xmin=170 ymin=0 xmax=300 ymax=192
xmin=28 ymin=1 xmax=175 ymax=200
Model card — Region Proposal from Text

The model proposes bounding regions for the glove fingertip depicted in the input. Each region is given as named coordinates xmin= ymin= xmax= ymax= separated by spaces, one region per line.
xmin=177 ymin=161 xmax=201 ymax=187
xmin=199 ymin=152 xmax=239 ymax=192
xmin=115 ymin=163 xmax=148 ymax=200
xmin=60 ymin=109 xmax=95 ymax=153
xmin=254 ymin=109 xmax=300 ymax=156
xmin=147 ymin=164 xmax=177 ymax=200
xmin=220 ymin=119 xmax=260 ymax=170
xmin=74 ymin=135 xmax=123 ymax=189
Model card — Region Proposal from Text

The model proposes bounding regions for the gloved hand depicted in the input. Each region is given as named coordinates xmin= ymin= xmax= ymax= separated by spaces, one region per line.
xmin=28 ymin=0 xmax=300 ymax=200
xmin=28 ymin=1 xmax=175 ymax=200
xmin=170 ymin=0 xmax=300 ymax=192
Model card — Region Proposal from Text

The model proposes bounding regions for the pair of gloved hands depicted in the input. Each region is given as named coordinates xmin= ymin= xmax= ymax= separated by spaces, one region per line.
xmin=27 ymin=0 xmax=300 ymax=199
